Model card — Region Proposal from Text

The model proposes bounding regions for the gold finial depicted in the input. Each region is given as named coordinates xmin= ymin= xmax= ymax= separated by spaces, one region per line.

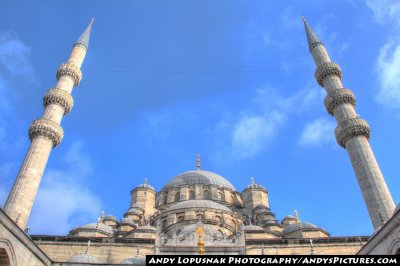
xmin=196 ymin=154 xmax=201 ymax=171
xmin=295 ymin=210 xmax=300 ymax=223
xmin=196 ymin=225 xmax=205 ymax=255
xmin=251 ymin=177 xmax=255 ymax=186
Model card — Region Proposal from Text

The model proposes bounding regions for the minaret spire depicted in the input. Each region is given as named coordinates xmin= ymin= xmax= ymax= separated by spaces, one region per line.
xmin=75 ymin=18 xmax=94 ymax=50
xmin=302 ymin=18 xmax=395 ymax=229
xmin=4 ymin=20 xmax=93 ymax=229
xmin=302 ymin=17 xmax=323 ymax=52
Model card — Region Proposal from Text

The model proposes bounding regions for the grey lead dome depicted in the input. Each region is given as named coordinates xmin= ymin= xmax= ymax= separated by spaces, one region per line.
xmin=161 ymin=170 xmax=236 ymax=191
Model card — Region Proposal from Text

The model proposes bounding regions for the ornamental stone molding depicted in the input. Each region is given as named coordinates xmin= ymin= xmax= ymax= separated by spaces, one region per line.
xmin=29 ymin=119 xmax=64 ymax=147
xmin=309 ymin=41 xmax=324 ymax=52
xmin=43 ymin=88 xmax=74 ymax=115
xmin=73 ymin=43 xmax=87 ymax=51
xmin=315 ymin=61 xmax=342 ymax=86
xmin=334 ymin=117 xmax=370 ymax=148
xmin=56 ymin=62 xmax=82 ymax=87
xmin=324 ymin=88 xmax=356 ymax=116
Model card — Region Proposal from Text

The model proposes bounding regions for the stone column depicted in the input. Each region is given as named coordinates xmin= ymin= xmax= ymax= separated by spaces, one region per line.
xmin=303 ymin=18 xmax=395 ymax=229
xmin=4 ymin=19 xmax=93 ymax=229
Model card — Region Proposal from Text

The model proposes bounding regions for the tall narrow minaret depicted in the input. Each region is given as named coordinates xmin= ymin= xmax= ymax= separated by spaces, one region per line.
xmin=302 ymin=18 xmax=395 ymax=229
xmin=4 ymin=19 xmax=94 ymax=229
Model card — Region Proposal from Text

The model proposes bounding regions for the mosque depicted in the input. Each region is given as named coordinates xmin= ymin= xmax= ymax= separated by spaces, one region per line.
xmin=0 ymin=17 xmax=399 ymax=265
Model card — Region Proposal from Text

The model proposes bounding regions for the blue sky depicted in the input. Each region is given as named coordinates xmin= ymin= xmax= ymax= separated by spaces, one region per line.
xmin=0 ymin=0 xmax=399 ymax=237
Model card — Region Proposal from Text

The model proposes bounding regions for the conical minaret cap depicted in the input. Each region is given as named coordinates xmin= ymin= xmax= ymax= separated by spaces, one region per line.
xmin=75 ymin=18 xmax=94 ymax=50
xmin=302 ymin=17 xmax=324 ymax=52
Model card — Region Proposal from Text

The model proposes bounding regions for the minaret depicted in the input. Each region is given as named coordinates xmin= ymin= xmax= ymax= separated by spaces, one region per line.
xmin=302 ymin=17 xmax=395 ymax=229
xmin=4 ymin=19 xmax=94 ymax=229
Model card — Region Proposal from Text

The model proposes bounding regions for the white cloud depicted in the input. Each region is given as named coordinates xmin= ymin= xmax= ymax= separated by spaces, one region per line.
xmin=366 ymin=0 xmax=400 ymax=25
xmin=232 ymin=112 xmax=285 ymax=159
xmin=0 ymin=31 xmax=36 ymax=80
xmin=375 ymin=39 xmax=400 ymax=108
xmin=212 ymin=85 xmax=322 ymax=161
xmin=28 ymin=142 xmax=102 ymax=235
xmin=298 ymin=118 xmax=336 ymax=146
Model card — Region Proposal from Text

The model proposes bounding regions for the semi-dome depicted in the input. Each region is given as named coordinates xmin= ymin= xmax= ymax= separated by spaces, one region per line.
xmin=161 ymin=170 xmax=236 ymax=191
xmin=79 ymin=223 xmax=114 ymax=235
xmin=244 ymin=225 xmax=264 ymax=231
xmin=134 ymin=178 xmax=155 ymax=191
xmin=166 ymin=200 xmax=231 ymax=212
xmin=67 ymin=254 xmax=99 ymax=263
xmin=281 ymin=222 xmax=325 ymax=236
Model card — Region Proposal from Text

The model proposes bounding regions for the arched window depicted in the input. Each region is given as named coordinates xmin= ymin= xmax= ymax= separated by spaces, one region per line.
xmin=189 ymin=190 xmax=195 ymax=200
xmin=0 ymin=249 xmax=10 ymax=266
xmin=174 ymin=192 xmax=180 ymax=202
xmin=218 ymin=191 xmax=223 ymax=200
xmin=215 ymin=216 xmax=222 ymax=223
xmin=177 ymin=216 xmax=184 ymax=222
xmin=163 ymin=194 xmax=168 ymax=204
xmin=196 ymin=213 xmax=203 ymax=221
xmin=204 ymin=190 xmax=210 ymax=200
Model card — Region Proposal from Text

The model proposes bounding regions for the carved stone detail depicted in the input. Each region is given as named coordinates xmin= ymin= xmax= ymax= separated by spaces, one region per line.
xmin=29 ymin=119 xmax=64 ymax=147
xmin=315 ymin=62 xmax=342 ymax=86
xmin=43 ymin=88 xmax=74 ymax=115
xmin=324 ymin=88 xmax=356 ymax=116
xmin=56 ymin=62 xmax=82 ymax=87
xmin=309 ymin=42 xmax=324 ymax=52
xmin=335 ymin=117 xmax=370 ymax=148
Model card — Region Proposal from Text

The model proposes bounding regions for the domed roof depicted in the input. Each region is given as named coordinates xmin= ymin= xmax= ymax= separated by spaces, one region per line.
xmin=120 ymin=218 xmax=137 ymax=227
xmin=126 ymin=208 xmax=143 ymax=215
xmin=281 ymin=222 xmax=324 ymax=236
xmin=166 ymin=200 xmax=231 ymax=212
xmin=283 ymin=215 xmax=296 ymax=220
xmin=79 ymin=223 xmax=114 ymax=235
xmin=67 ymin=254 xmax=99 ymax=263
xmin=161 ymin=170 xmax=236 ymax=191
xmin=244 ymin=225 xmax=264 ymax=231
xmin=104 ymin=215 xmax=117 ymax=221
xmin=135 ymin=178 xmax=155 ymax=191
xmin=120 ymin=257 xmax=146 ymax=265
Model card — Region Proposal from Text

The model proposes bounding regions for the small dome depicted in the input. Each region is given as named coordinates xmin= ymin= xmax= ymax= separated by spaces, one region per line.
xmin=283 ymin=215 xmax=295 ymax=220
xmin=120 ymin=218 xmax=137 ymax=227
xmin=121 ymin=257 xmax=146 ymax=265
xmin=134 ymin=178 xmax=155 ymax=191
xmin=166 ymin=200 xmax=231 ymax=212
xmin=244 ymin=225 xmax=264 ymax=231
xmin=126 ymin=208 xmax=143 ymax=215
xmin=281 ymin=222 xmax=325 ymax=236
xmin=244 ymin=183 xmax=266 ymax=191
xmin=67 ymin=254 xmax=99 ymax=263
xmin=79 ymin=223 xmax=114 ymax=235
xmin=104 ymin=215 xmax=117 ymax=221
xmin=161 ymin=170 xmax=236 ymax=192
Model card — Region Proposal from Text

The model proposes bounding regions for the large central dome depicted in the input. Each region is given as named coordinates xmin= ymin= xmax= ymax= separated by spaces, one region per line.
xmin=161 ymin=170 xmax=236 ymax=191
